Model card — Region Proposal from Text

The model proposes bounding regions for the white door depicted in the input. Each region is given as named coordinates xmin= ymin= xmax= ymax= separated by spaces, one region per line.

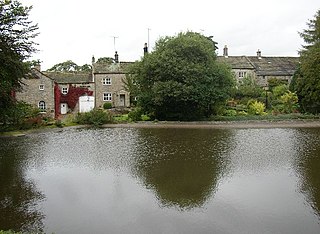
xmin=60 ymin=103 xmax=68 ymax=114
xmin=79 ymin=96 xmax=94 ymax=113
xmin=119 ymin=94 xmax=125 ymax=107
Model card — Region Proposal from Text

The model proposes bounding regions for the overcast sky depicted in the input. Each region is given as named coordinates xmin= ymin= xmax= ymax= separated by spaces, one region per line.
xmin=21 ymin=0 xmax=319 ymax=70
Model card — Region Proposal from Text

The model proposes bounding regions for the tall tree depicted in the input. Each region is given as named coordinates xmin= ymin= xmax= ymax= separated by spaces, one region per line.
xmin=127 ymin=31 xmax=235 ymax=120
xmin=0 ymin=0 xmax=38 ymax=111
xmin=294 ymin=10 xmax=320 ymax=113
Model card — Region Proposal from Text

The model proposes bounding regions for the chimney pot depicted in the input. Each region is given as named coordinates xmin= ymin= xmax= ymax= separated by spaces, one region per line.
xmin=114 ymin=51 xmax=119 ymax=63
xmin=257 ymin=49 xmax=262 ymax=59
xmin=144 ymin=43 xmax=148 ymax=55
xmin=223 ymin=45 xmax=228 ymax=58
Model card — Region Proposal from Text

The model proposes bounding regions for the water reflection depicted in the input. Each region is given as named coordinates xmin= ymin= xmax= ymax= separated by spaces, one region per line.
xmin=132 ymin=128 xmax=231 ymax=210
xmin=0 ymin=137 xmax=45 ymax=232
xmin=294 ymin=129 xmax=320 ymax=216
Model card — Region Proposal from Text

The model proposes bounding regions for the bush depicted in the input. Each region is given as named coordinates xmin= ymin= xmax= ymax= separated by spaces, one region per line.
xmin=247 ymin=100 xmax=266 ymax=115
xmin=224 ymin=109 xmax=237 ymax=116
xmin=128 ymin=108 xmax=143 ymax=121
xmin=75 ymin=109 xmax=112 ymax=126
xmin=103 ymin=102 xmax=112 ymax=109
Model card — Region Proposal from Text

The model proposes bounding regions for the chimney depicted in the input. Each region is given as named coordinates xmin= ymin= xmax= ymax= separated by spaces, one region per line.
xmin=257 ymin=49 xmax=262 ymax=59
xmin=143 ymin=43 xmax=148 ymax=55
xmin=33 ymin=61 xmax=41 ymax=71
xmin=223 ymin=45 xmax=228 ymax=58
xmin=114 ymin=51 xmax=119 ymax=63
xmin=92 ymin=55 xmax=95 ymax=64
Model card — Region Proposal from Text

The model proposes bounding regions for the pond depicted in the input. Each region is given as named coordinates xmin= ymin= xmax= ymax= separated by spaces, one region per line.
xmin=0 ymin=127 xmax=320 ymax=233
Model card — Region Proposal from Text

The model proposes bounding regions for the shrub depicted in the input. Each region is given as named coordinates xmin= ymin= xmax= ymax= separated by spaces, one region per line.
xmin=75 ymin=109 xmax=112 ymax=126
xmin=247 ymin=100 xmax=266 ymax=115
xmin=103 ymin=102 xmax=112 ymax=109
xmin=128 ymin=108 xmax=143 ymax=121
xmin=224 ymin=109 xmax=237 ymax=116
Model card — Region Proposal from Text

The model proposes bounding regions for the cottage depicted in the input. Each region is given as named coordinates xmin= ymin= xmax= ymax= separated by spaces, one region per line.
xmin=218 ymin=46 xmax=299 ymax=86
xmin=93 ymin=53 xmax=131 ymax=109
xmin=15 ymin=64 xmax=55 ymax=118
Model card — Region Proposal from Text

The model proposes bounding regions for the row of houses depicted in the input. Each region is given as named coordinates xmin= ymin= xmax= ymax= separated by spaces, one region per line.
xmin=15 ymin=46 xmax=299 ymax=119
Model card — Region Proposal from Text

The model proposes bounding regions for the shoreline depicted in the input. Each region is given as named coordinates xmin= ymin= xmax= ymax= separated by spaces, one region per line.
xmin=2 ymin=119 xmax=320 ymax=137
xmin=102 ymin=119 xmax=320 ymax=129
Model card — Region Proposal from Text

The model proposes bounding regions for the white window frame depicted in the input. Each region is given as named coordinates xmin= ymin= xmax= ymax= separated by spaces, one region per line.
xmin=38 ymin=101 xmax=46 ymax=111
xmin=39 ymin=84 xmax=44 ymax=90
xmin=62 ymin=87 xmax=68 ymax=94
xmin=103 ymin=92 xmax=112 ymax=101
xmin=102 ymin=77 xmax=112 ymax=85
xmin=238 ymin=71 xmax=246 ymax=78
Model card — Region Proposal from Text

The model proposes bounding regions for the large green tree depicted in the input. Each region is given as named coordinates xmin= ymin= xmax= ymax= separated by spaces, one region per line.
xmin=293 ymin=10 xmax=320 ymax=113
xmin=0 ymin=0 xmax=38 ymax=113
xmin=47 ymin=60 xmax=92 ymax=72
xmin=128 ymin=32 xmax=234 ymax=120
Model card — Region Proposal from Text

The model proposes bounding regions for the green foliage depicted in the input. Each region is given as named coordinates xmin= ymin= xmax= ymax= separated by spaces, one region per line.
xmin=47 ymin=60 xmax=92 ymax=72
xmin=75 ymin=109 xmax=112 ymax=126
xmin=293 ymin=10 xmax=320 ymax=114
xmin=0 ymin=0 xmax=38 ymax=116
xmin=0 ymin=230 xmax=22 ymax=234
xmin=234 ymin=75 xmax=263 ymax=99
xmin=280 ymin=91 xmax=299 ymax=113
xmin=127 ymin=31 xmax=235 ymax=120
xmin=272 ymin=84 xmax=288 ymax=98
xmin=0 ymin=101 xmax=42 ymax=131
xmin=128 ymin=108 xmax=143 ymax=121
xmin=247 ymin=100 xmax=266 ymax=115
xmin=103 ymin=102 xmax=112 ymax=109
xmin=96 ymin=57 xmax=114 ymax=64
xmin=268 ymin=77 xmax=288 ymax=91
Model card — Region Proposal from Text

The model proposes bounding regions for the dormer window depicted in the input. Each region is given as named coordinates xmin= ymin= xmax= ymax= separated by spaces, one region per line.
xmin=62 ymin=87 xmax=68 ymax=94
xmin=102 ymin=77 xmax=111 ymax=85
xmin=39 ymin=84 xmax=44 ymax=90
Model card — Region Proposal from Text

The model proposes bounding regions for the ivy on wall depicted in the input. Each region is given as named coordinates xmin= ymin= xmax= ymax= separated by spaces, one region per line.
xmin=54 ymin=83 xmax=93 ymax=118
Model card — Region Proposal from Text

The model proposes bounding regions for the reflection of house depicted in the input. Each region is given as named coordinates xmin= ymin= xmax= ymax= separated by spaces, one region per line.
xmin=218 ymin=46 xmax=299 ymax=86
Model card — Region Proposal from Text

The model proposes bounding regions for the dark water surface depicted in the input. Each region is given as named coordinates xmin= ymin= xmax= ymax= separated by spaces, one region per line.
xmin=0 ymin=127 xmax=320 ymax=233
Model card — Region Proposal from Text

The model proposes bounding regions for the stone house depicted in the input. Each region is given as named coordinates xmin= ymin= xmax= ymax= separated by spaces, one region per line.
xmin=93 ymin=55 xmax=131 ymax=109
xmin=16 ymin=46 xmax=299 ymax=119
xmin=15 ymin=65 xmax=56 ymax=118
xmin=218 ymin=46 xmax=299 ymax=87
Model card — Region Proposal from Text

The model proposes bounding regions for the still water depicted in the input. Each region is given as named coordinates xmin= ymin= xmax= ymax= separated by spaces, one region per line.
xmin=0 ymin=127 xmax=320 ymax=233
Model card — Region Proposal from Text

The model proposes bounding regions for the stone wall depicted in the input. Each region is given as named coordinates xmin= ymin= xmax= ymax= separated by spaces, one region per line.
xmin=15 ymin=73 xmax=55 ymax=118
xmin=94 ymin=73 xmax=130 ymax=108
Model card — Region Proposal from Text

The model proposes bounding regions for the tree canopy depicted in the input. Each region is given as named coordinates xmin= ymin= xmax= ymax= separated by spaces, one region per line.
xmin=0 ymin=0 xmax=38 ymax=111
xmin=127 ymin=31 xmax=235 ymax=120
xmin=293 ymin=10 xmax=320 ymax=113
xmin=47 ymin=60 xmax=92 ymax=72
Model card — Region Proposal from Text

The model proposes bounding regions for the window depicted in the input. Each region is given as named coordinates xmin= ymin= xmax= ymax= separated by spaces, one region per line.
xmin=102 ymin=77 xmax=111 ymax=85
xmin=103 ymin=92 xmax=112 ymax=101
xmin=238 ymin=71 xmax=247 ymax=78
xmin=39 ymin=84 xmax=44 ymax=90
xmin=38 ymin=101 xmax=46 ymax=111
xmin=62 ymin=87 xmax=68 ymax=94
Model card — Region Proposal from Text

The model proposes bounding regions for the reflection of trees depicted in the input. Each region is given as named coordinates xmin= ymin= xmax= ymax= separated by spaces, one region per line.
xmin=0 ymin=137 xmax=45 ymax=232
xmin=295 ymin=129 xmax=320 ymax=217
xmin=132 ymin=128 xmax=231 ymax=210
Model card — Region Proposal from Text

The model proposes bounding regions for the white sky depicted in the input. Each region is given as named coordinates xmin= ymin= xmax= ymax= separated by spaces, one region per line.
xmin=21 ymin=0 xmax=319 ymax=70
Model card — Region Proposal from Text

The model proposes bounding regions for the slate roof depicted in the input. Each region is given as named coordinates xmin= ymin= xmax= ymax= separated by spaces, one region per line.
xmin=247 ymin=56 xmax=299 ymax=76
xmin=217 ymin=56 xmax=254 ymax=69
xmin=93 ymin=61 xmax=133 ymax=74
xmin=218 ymin=56 xmax=299 ymax=76
xmin=44 ymin=72 xmax=93 ymax=84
